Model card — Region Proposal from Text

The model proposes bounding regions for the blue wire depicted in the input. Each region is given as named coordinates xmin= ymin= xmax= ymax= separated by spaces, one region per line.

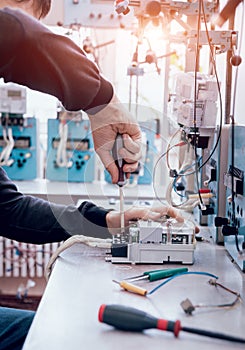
xmin=147 ymin=271 xmax=219 ymax=295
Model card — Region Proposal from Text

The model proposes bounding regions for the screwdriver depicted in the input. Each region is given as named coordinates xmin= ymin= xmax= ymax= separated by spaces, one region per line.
xmin=98 ymin=304 xmax=245 ymax=344
xmin=124 ymin=267 xmax=188 ymax=282
xmin=112 ymin=134 xmax=127 ymax=236
xmin=112 ymin=280 xmax=147 ymax=296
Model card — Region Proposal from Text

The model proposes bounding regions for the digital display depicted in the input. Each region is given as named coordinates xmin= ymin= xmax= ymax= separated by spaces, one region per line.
xmin=0 ymin=136 xmax=30 ymax=148
xmin=52 ymin=138 xmax=90 ymax=151
xmin=7 ymin=90 xmax=22 ymax=98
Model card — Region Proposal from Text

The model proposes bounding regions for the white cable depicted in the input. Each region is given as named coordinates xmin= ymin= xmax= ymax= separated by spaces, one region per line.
xmin=165 ymin=178 xmax=175 ymax=206
xmin=45 ymin=235 xmax=112 ymax=280
xmin=0 ymin=127 xmax=14 ymax=166
xmin=166 ymin=177 xmax=208 ymax=211
xmin=56 ymin=122 xmax=67 ymax=167
xmin=56 ymin=122 xmax=72 ymax=168
xmin=5 ymin=128 xmax=14 ymax=165
xmin=0 ymin=128 xmax=8 ymax=164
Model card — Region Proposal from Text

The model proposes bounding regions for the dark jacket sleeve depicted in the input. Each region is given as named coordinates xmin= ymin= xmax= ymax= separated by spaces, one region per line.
xmin=0 ymin=168 xmax=111 ymax=244
xmin=0 ymin=8 xmax=113 ymax=113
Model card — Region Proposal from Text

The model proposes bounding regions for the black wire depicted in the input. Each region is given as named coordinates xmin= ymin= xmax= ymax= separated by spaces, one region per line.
xmin=193 ymin=0 xmax=204 ymax=207
xmin=182 ymin=326 xmax=245 ymax=344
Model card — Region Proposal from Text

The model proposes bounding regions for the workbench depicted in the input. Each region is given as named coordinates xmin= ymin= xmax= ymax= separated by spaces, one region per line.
xmin=23 ymin=229 xmax=245 ymax=350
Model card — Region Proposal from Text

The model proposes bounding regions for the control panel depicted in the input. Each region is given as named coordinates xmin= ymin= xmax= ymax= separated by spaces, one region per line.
xmin=46 ymin=118 xmax=95 ymax=182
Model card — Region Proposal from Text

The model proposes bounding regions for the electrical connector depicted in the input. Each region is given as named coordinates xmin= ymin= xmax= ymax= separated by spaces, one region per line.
xmin=200 ymin=204 xmax=207 ymax=211
xmin=169 ymin=169 xmax=178 ymax=178
xmin=215 ymin=217 xmax=229 ymax=227
xmin=222 ymin=225 xmax=238 ymax=236
xmin=180 ymin=298 xmax=195 ymax=315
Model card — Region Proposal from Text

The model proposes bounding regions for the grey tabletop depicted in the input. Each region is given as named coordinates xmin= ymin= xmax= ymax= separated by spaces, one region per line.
xmin=23 ymin=232 xmax=245 ymax=350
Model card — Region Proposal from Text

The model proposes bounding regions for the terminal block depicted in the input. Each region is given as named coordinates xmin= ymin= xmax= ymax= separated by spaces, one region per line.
xmin=109 ymin=219 xmax=196 ymax=264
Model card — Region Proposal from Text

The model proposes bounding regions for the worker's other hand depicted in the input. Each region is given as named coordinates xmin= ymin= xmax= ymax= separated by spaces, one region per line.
xmin=106 ymin=205 xmax=184 ymax=235
xmin=88 ymin=94 xmax=142 ymax=183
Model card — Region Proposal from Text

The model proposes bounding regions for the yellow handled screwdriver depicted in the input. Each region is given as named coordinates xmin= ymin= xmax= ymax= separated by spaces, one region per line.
xmin=112 ymin=280 xmax=147 ymax=296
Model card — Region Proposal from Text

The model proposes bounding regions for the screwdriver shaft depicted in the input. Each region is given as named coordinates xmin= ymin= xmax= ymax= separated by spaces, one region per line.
xmin=119 ymin=186 xmax=124 ymax=234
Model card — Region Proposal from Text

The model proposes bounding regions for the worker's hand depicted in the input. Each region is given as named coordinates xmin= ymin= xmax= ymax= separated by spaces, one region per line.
xmin=88 ymin=94 xmax=142 ymax=184
xmin=106 ymin=205 xmax=185 ymax=235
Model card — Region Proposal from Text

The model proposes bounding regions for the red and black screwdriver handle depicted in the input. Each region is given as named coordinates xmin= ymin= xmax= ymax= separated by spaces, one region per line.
xmin=112 ymin=134 xmax=127 ymax=187
xmin=98 ymin=304 xmax=245 ymax=344
xmin=98 ymin=304 xmax=181 ymax=337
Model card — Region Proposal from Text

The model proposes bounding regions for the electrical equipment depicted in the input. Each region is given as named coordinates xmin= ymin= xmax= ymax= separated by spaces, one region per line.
xmin=206 ymin=125 xmax=230 ymax=243
xmin=46 ymin=118 xmax=95 ymax=182
xmin=169 ymin=72 xmax=220 ymax=228
xmin=171 ymin=72 xmax=219 ymax=129
xmin=104 ymin=119 xmax=157 ymax=185
xmin=0 ymin=117 xmax=38 ymax=180
xmin=221 ymin=125 xmax=245 ymax=271
xmin=187 ymin=30 xmax=237 ymax=54
xmin=0 ymin=83 xmax=38 ymax=180
xmin=130 ymin=0 xmax=219 ymax=19
xmin=108 ymin=219 xmax=196 ymax=264
xmin=0 ymin=83 xmax=26 ymax=114
xmin=42 ymin=0 xmax=135 ymax=28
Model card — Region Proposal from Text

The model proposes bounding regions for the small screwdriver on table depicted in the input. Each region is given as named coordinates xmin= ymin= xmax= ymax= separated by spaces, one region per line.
xmin=98 ymin=304 xmax=245 ymax=344
xmin=123 ymin=267 xmax=188 ymax=283
xmin=112 ymin=280 xmax=147 ymax=296
xmin=112 ymin=134 xmax=127 ymax=237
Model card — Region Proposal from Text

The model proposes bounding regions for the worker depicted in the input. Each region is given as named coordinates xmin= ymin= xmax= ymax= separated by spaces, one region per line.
xmin=0 ymin=1 xmax=185 ymax=349
xmin=0 ymin=0 xmax=142 ymax=183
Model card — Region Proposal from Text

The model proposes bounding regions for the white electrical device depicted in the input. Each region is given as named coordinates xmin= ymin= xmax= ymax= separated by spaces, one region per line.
xmin=171 ymin=72 xmax=219 ymax=128
xmin=0 ymin=83 xmax=26 ymax=114
xmin=109 ymin=219 xmax=196 ymax=264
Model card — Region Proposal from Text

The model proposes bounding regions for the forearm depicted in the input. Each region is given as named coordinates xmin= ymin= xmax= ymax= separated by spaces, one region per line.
xmin=0 ymin=168 xmax=111 ymax=244
xmin=0 ymin=8 xmax=113 ymax=113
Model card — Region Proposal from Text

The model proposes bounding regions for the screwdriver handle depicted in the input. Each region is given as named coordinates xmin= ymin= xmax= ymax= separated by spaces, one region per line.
xmin=99 ymin=304 xmax=245 ymax=344
xmin=98 ymin=304 xmax=181 ymax=336
xmin=112 ymin=134 xmax=126 ymax=187
xmin=146 ymin=267 xmax=188 ymax=282
xmin=118 ymin=281 xmax=147 ymax=296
